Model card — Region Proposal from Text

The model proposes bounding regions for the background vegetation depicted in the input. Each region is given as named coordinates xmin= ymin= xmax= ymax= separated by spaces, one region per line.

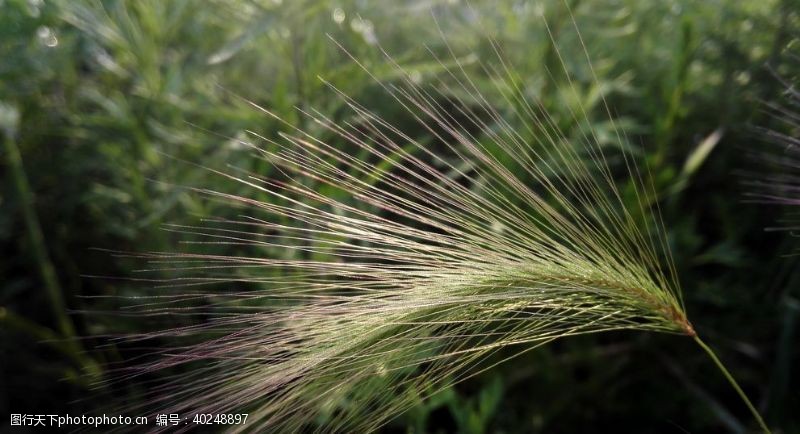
xmin=1 ymin=0 xmax=798 ymax=432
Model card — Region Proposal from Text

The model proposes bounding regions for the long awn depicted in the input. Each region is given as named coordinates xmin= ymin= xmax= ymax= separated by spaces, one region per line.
xmin=101 ymin=7 xmax=770 ymax=433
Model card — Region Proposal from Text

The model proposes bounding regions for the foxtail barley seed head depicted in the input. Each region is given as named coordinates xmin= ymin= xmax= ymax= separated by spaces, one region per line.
xmin=102 ymin=10 xmax=754 ymax=434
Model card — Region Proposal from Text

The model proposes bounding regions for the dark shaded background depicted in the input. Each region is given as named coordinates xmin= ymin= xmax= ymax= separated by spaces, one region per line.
xmin=1 ymin=0 xmax=798 ymax=432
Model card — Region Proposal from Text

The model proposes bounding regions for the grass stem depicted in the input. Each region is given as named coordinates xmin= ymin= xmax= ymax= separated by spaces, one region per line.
xmin=3 ymin=132 xmax=101 ymax=379
xmin=694 ymin=335 xmax=771 ymax=433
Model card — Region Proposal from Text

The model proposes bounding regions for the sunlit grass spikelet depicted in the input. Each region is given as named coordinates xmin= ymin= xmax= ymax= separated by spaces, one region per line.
xmin=106 ymin=14 xmax=761 ymax=433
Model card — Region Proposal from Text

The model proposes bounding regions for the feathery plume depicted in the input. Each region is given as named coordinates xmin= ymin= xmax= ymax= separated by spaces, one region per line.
xmin=104 ymin=8 xmax=770 ymax=433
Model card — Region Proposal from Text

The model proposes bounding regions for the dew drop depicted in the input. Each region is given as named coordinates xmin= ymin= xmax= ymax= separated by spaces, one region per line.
xmin=332 ymin=8 xmax=345 ymax=24
xmin=36 ymin=26 xmax=58 ymax=48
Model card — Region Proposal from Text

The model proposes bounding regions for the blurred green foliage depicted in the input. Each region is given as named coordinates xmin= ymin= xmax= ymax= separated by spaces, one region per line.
xmin=1 ymin=0 xmax=799 ymax=432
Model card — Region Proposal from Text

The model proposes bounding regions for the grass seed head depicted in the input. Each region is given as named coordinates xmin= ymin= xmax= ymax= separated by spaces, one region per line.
xmin=113 ymin=11 xmax=699 ymax=433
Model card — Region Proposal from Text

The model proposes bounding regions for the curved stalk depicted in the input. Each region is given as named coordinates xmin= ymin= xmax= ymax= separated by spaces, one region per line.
xmin=694 ymin=335 xmax=771 ymax=434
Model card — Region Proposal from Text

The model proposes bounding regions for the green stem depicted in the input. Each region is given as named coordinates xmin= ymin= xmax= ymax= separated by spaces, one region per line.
xmin=694 ymin=335 xmax=771 ymax=433
xmin=3 ymin=133 xmax=75 ymax=338
xmin=3 ymin=131 xmax=101 ymax=380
